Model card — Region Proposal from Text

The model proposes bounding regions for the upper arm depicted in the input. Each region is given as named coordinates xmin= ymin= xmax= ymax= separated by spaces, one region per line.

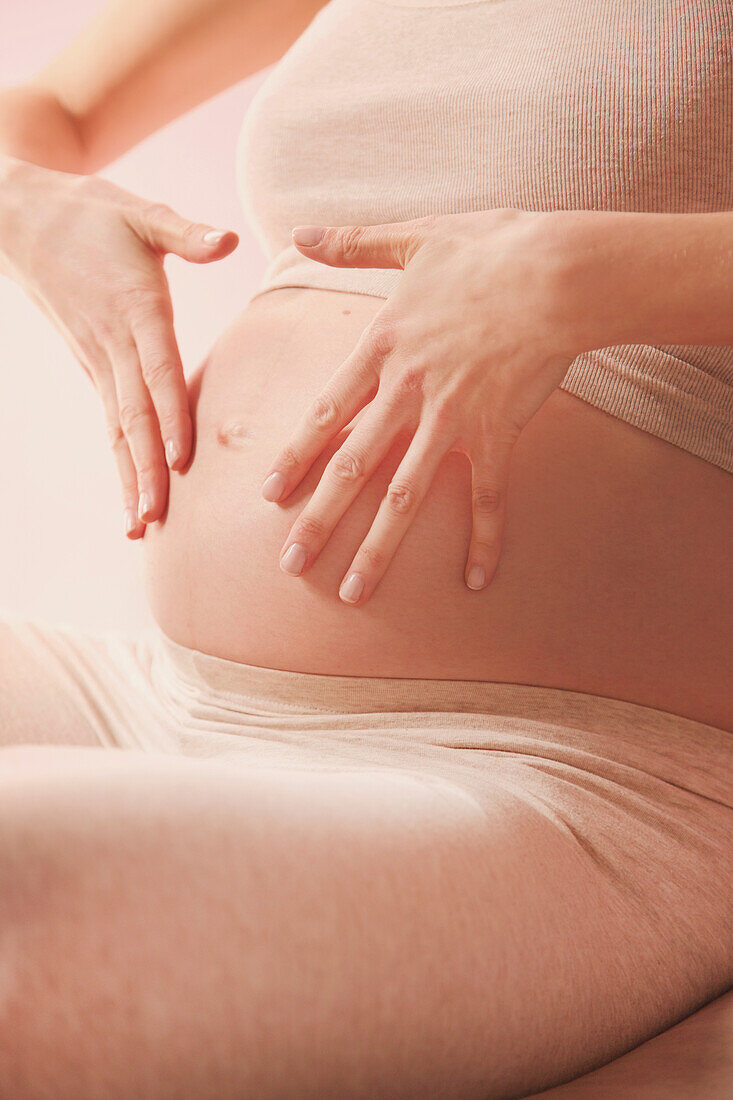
xmin=29 ymin=0 xmax=329 ymax=171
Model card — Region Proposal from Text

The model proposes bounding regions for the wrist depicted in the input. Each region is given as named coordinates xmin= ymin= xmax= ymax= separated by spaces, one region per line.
xmin=0 ymin=152 xmax=44 ymax=200
xmin=0 ymin=156 xmax=34 ymax=275
xmin=541 ymin=210 xmax=642 ymax=357
xmin=550 ymin=208 xmax=733 ymax=352
xmin=0 ymin=157 xmax=70 ymax=282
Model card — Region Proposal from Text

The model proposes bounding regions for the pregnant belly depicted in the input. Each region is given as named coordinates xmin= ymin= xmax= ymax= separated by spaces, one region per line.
xmin=141 ymin=287 xmax=733 ymax=731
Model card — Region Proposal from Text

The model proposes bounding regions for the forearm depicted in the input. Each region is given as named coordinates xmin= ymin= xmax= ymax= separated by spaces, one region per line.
xmin=0 ymin=84 xmax=89 ymax=280
xmin=559 ymin=209 xmax=733 ymax=353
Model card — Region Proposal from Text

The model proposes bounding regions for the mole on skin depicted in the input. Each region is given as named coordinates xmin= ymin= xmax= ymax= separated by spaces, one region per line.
xmin=217 ymin=421 xmax=252 ymax=448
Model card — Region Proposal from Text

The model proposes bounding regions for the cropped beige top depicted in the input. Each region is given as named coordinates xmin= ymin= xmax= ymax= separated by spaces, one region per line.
xmin=237 ymin=0 xmax=733 ymax=473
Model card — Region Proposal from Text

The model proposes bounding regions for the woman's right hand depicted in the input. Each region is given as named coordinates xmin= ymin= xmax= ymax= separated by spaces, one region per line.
xmin=0 ymin=156 xmax=238 ymax=538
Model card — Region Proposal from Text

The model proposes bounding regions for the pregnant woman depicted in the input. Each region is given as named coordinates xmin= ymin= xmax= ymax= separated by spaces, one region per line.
xmin=1 ymin=0 xmax=731 ymax=1096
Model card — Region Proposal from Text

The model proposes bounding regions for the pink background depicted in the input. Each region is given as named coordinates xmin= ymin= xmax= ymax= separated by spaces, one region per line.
xmin=0 ymin=0 xmax=269 ymax=633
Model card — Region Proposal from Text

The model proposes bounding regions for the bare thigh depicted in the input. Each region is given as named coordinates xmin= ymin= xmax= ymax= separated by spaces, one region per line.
xmin=2 ymin=744 xmax=728 ymax=1100
xmin=527 ymin=988 xmax=733 ymax=1099
xmin=0 ymin=616 xmax=102 ymax=748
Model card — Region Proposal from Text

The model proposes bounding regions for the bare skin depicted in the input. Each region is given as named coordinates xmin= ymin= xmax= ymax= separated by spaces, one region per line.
xmin=142 ymin=285 xmax=732 ymax=731
xmin=267 ymin=208 xmax=733 ymax=605
xmin=1 ymin=742 xmax=730 ymax=1100
xmin=0 ymin=0 xmax=730 ymax=1095
xmin=527 ymin=988 xmax=733 ymax=1099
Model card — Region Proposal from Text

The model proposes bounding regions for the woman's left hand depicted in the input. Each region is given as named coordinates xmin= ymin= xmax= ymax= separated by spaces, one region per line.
xmin=261 ymin=208 xmax=592 ymax=605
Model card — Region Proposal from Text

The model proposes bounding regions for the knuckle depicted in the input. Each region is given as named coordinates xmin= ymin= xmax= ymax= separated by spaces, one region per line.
xmin=339 ymin=225 xmax=365 ymax=262
xmin=472 ymin=485 xmax=503 ymax=514
xmin=181 ymin=219 xmax=200 ymax=245
xmin=483 ymin=420 xmax=522 ymax=448
xmin=471 ymin=534 xmax=500 ymax=556
xmin=118 ymin=401 xmax=151 ymax=434
xmin=330 ymin=447 xmax=365 ymax=482
xmin=120 ymin=475 xmax=139 ymax=499
xmin=293 ymin=514 xmax=326 ymax=542
xmin=276 ymin=445 xmax=302 ymax=474
xmin=158 ymin=410 xmax=185 ymax=438
xmin=119 ymin=471 xmax=138 ymax=495
xmin=139 ymin=352 xmax=174 ymax=389
xmin=357 ymin=544 xmax=385 ymax=570
xmin=308 ymin=392 xmax=340 ymax=431
xmin=105 ymin=420 xmax=125 ymax=449
xmin=136 ymin=460 xmax=165 ymax=483
xmin=385 ymin=481 xmax=417 ymax=515
xmin=393 ymin=366 xmax=425 ymax=400
xmin=121 ymin=285 xmax=171 ymax=324
xmin=430 ymin=398 xmax=457 ymax=429
xmin=118 ymin=284 xmax=152 ymax=312
xmin=367 ymin=317 xmax=397 ymax=359
xmin=145 ymin=201 xmax=173 ymax=224
xmin=92 ymin=316 xmax=117 ymax=344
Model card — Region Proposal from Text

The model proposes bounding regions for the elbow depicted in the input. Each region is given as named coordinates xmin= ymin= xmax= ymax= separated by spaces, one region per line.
xmin=0 ymin=83 xmax=93 ymax=174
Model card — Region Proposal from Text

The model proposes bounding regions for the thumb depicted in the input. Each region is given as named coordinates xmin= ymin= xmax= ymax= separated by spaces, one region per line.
xmin=138 ymin=202 xmax=239 ymax=263
xmin=291 ymin=217 xmax=433 ymax=269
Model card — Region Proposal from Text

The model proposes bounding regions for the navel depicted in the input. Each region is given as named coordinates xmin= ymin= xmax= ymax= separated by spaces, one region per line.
xmin=216 ymin=421 xmax=252 ymax=449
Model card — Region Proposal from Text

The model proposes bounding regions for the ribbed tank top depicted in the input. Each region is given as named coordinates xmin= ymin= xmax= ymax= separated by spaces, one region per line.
xmin=236 ymin=0 xmax=733 ymax=473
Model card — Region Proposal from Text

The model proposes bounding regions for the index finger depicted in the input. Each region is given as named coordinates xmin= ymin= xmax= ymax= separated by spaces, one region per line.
xmin=261 ymin=330 xmax=381 ymax=503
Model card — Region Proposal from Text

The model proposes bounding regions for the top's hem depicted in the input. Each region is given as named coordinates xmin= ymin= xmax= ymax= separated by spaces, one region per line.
xmin=359 ymin=0 xmax=498 ymax=8
xmin=247 ymin=282 xmax=388 ymax=306
xmin=559 ymin=347 xmax=733 ymax=476
xmin=248 ymin=271 xmax=733 ymax=476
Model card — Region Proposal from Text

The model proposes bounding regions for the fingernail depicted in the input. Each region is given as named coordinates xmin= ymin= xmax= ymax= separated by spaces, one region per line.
xmin=339 ymin=572 xmax=365 ymax=604
xmin=165 ymin=439 xmax=179 ymax=468
xmin=292 ymin=226 xmax=324 ymax=247
xmin=137 ymin=492 xmax=152 ymax=521
xmin=466 ymin=564 xmax=486 ymax=590
xmin=203 ymin=229 xmax=227 ymax=244
xmin=280 ymin=543 xmax=307 ymax=576
xmin=124 ymin=508 xmax=138 ymax=536
xmin=262 ymin=471 xmax=286 ymax=502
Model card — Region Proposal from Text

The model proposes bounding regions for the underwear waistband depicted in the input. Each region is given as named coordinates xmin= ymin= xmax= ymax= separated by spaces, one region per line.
xmin=149 ymin=624 xmax=732 ymax=741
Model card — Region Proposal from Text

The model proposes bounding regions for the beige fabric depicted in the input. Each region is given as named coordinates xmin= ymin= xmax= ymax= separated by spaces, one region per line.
xmin=2 ymin=607 xmax=731 ymax=840
xmin=236 ymin=0 xmax=733 ymax=473
xmin=3 ymin=609 xmax=733 ymax=1092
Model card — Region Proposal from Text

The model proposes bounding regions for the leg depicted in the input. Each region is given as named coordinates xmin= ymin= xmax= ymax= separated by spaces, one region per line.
xmin=525 ymin=988 xmax=733 ymax=1099
xmin=2 ymin=743 xmax=729 ymax=1100
xmin=0 ymin=614 xmax=104 ymax=747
